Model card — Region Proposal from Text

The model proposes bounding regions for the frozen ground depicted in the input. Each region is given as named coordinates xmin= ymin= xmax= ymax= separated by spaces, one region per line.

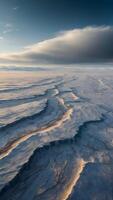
xmin=0 ymin=67 xmax=113 ymax=200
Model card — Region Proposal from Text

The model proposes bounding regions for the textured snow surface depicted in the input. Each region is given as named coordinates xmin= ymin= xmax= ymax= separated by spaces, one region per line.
xmin=0 ymin=68 xmax=113 ymax=200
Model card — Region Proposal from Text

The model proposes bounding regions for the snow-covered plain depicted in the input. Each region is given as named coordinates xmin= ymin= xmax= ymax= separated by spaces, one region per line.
xmin=0 ymin=67 xmax=113 ymax=200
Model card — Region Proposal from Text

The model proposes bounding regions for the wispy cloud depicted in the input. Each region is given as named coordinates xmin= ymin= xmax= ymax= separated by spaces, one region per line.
xmin=0 ymin=36 xmax=3 ymax=40
xmin=5 ymin=24 xmax=13 ymax=28
xmin=3 ymin=23 xmax=13 ymax=34
xmin=0 ymin=26 xmax=113 ymax=66
xmin=13 ymin=6 xmax=19 ymax=11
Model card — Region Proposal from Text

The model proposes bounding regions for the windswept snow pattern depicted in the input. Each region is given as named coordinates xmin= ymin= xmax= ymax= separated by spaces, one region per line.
xmin=0 ymin=68 xmax=113 ymax=200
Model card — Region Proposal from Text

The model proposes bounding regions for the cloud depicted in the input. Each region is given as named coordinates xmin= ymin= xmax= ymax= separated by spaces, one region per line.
xmin=0 ymin=36 xmax=3 ymax=40
xmin=13 ymin=6 xmax=19 ymax=11
xmin=5 ymin=24 xmax=13 ymax=28
xmin=3 ymin=23 xmax=13 ymax=34
xmin=0 ymin=26 xmax=113 ymax=66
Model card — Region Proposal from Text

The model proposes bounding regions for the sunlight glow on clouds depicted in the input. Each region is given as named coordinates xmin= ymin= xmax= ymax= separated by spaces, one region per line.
xmin=0 ymin=26 xmax=113 ymax=66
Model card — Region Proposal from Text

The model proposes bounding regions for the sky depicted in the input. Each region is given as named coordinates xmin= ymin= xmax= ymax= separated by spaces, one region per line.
xmin=0 ymin=0 xmax=113 ymax=67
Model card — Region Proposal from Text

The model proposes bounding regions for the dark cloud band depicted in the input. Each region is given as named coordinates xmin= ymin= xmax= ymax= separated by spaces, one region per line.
xmin=0 ymin=26 xmax=113 ymax=66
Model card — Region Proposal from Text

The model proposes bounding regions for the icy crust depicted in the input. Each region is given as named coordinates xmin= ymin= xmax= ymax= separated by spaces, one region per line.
xmin=0 ymin=68 xmax=113 ymax=199
xmin=0 ymin=100 xmax=47 ymax=127
xmin=0 ymin=113 xmax=113 ymax=200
